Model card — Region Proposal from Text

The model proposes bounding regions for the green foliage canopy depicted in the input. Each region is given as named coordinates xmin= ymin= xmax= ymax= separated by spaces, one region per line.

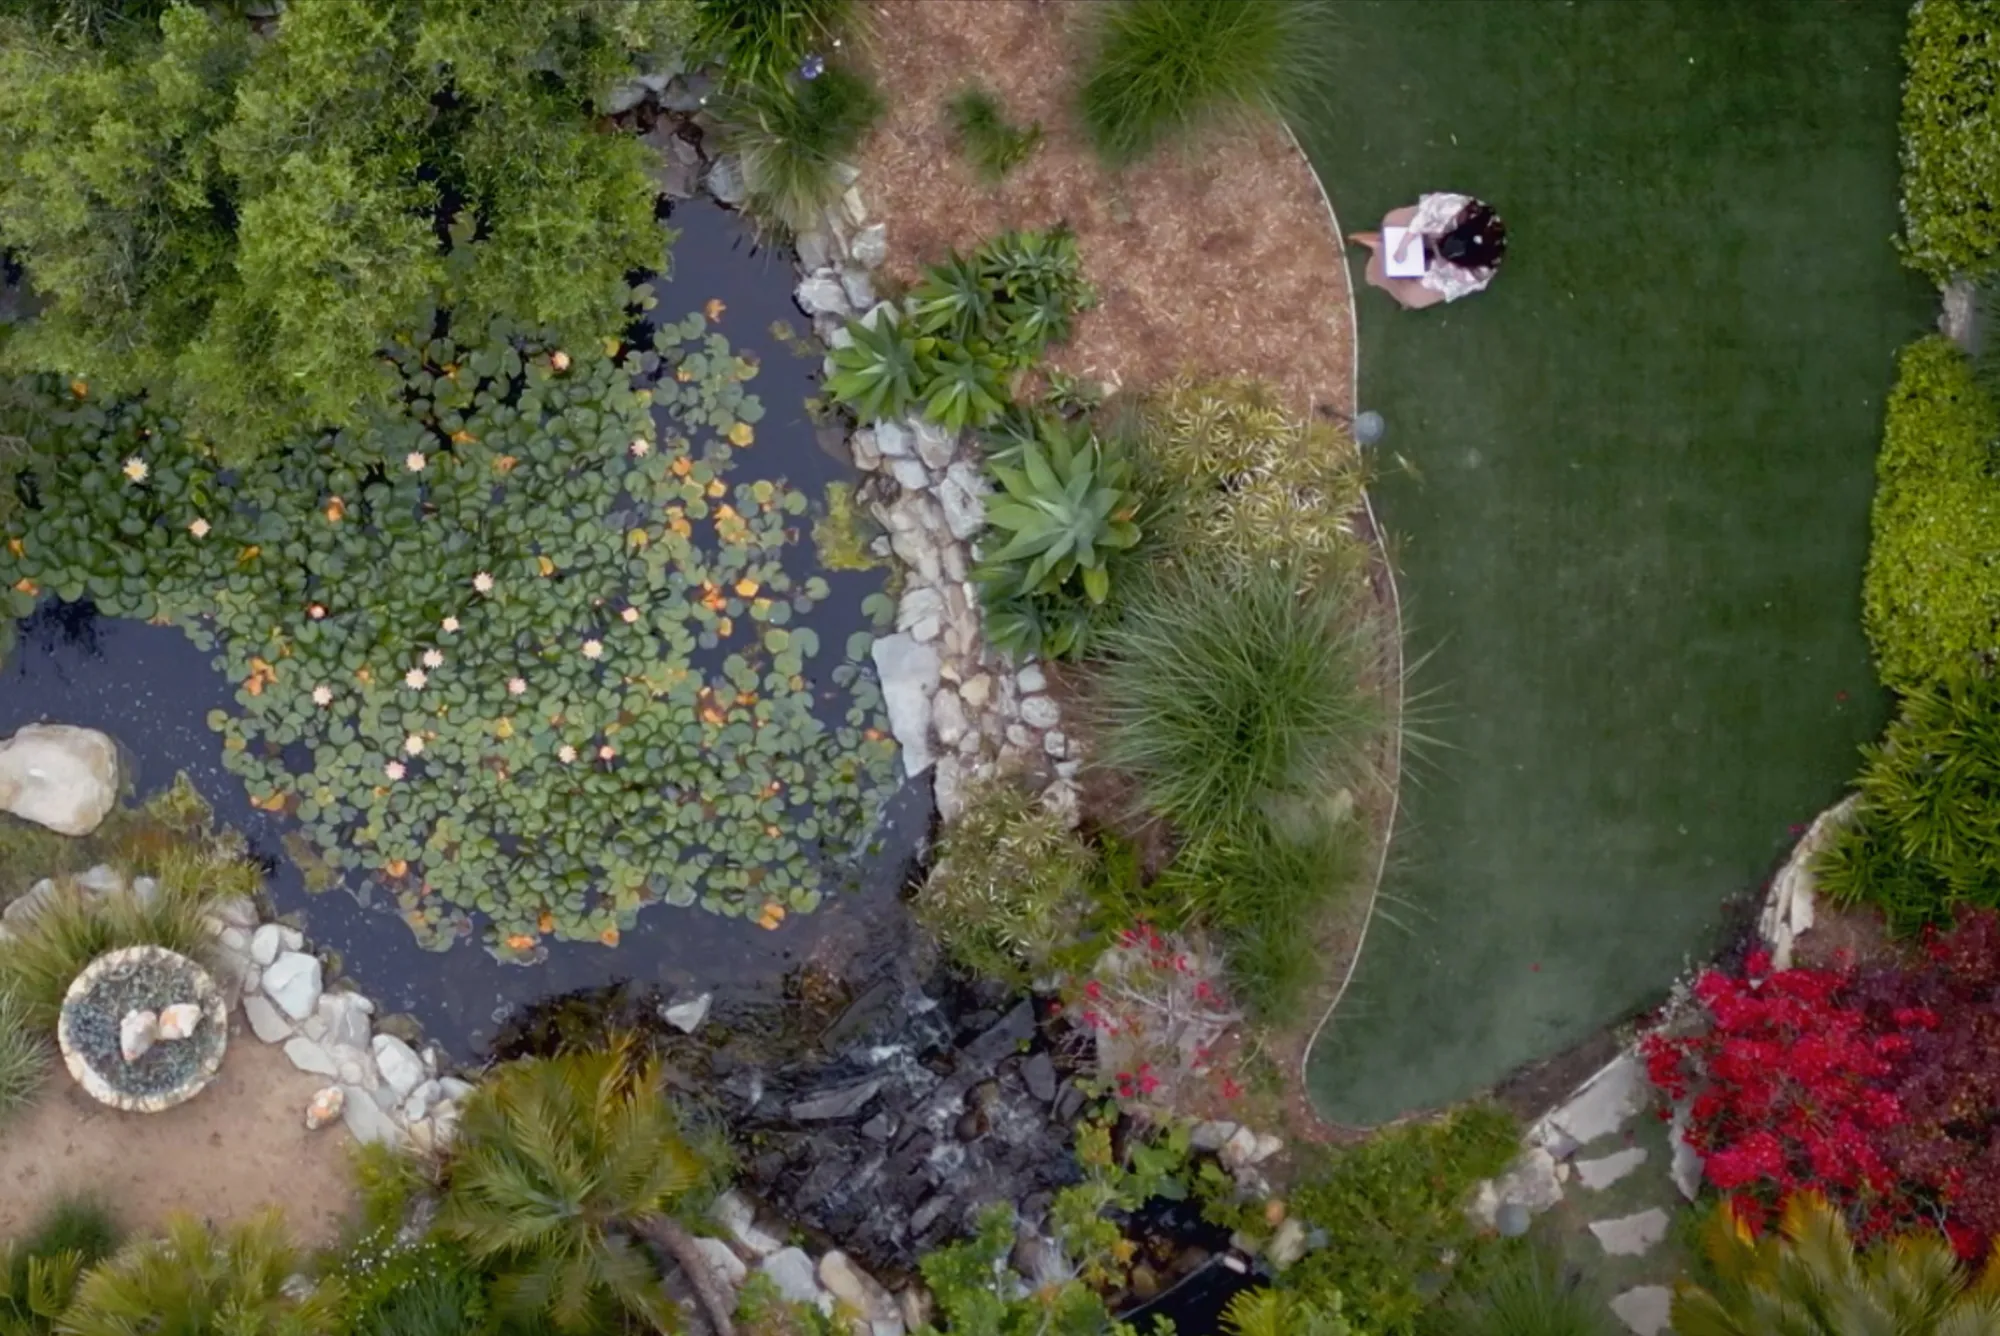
xmin=0 ymin=0 xmax=688 ymax=462
xmin=1899 ymin=0 xmax=2000 ymax=282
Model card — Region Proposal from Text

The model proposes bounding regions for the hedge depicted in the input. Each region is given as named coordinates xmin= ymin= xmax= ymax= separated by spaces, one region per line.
xmin=1863 ymin=336 xmax=2000 ymax=689
xmin=1899 ymin=0 xmax=2000 ymax=282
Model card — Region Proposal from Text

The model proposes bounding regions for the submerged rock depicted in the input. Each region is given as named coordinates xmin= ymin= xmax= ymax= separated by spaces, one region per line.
xmin=0 ymin=724 xmax=119 ymax=836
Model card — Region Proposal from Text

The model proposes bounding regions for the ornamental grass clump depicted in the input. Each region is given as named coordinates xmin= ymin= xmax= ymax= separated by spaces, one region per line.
xmin=947 ymin=86 xmax=1044 ymax=184
xmin=1075 ymin=0 xmax=1333 ymax=169
xmin=690 ymin=0 xmax=858 ymax=91
xmin=0 ymin=988 xmax=50 ymax=1127
xmin=716 ymin=61 xmax=884 ymax=235
xmin=59 ymin=1212 xmax=339 ymax=1336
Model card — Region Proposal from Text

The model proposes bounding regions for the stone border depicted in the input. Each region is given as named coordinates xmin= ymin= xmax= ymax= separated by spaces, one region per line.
xmin=1277 ymin=123 xmax=1412 ymax=1118
xmin=1756 ymin=794 xmax=1855 ymax=969
xmin=58 ymin=944 xmax=227 ymax=1113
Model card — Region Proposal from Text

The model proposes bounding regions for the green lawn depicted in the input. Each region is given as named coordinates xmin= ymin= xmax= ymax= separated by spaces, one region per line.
xmin=1296 ymin=0 xmax=1935 ymax=1125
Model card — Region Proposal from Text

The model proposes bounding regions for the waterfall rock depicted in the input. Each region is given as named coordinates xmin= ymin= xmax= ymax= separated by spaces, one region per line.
xmin=0 ymin=724 xmax=120 ymax=836
xmin=261 ymin=952 xmax=323 ymax=1021
xmin=872 ymin=634 xmax=940 ymax=777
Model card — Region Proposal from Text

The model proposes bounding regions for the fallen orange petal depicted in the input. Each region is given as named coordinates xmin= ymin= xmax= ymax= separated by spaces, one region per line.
xmin=734 ymin=578 xmax=759 ymax=597
xmin=386 ymin=858 xmax=409 ymax=877
xmin=704 ymin=298 xmax=726 ymax=321
xmin=538 ymin=911 xmax=555 ymax=933
xmin=600 ymin=927 xmax=620 ymax=946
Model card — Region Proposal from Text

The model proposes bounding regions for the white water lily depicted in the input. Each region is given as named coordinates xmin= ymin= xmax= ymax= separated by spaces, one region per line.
xmin=384 ymin=760 xmax=406 ymax=781
xmin=473 ymin=572 xmax=494 ymax=594
xmin=422 ymin=648 xmax=444 ymax=669
xmin=404 ymin=667 xmax=428 ymax=690
xmin=442 ymin=616 xmax=460 ymax=633
xmin=311 ymin=685 xmax=333 ymax=707
xmin=188 ymin=518 xmax=211 ymax=539
xmin=122 ymin=457 xmax=148 ymax=483
xmin=404 ymin=734 xmax=425 ymax=756
xmin=582 ymin=639 xmax=604 ymax=661
xmin=557 ymin=744 xmax=577 ymax=764
xmin=507 ymin=677 xmax=528 ymax=696
xmin=405 ymin=451 xmax=426 ymax=472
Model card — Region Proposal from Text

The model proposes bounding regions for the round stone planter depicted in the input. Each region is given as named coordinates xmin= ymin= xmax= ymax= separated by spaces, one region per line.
xmin=58 ymin=946 xmax=228 ymax=1112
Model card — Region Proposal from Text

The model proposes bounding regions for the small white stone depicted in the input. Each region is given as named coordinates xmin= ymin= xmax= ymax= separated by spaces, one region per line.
xmin=761 ymin=1247 xmax=831 ymax=1313
xmin=439 ymin=1076 xmax=476 ymax=1102
xmin=958 ymin=674 xmax=992 ymax=710
xmin=1019 ymin=695 xmax=1060 ymax=730
xmin=157 ymin=1002 xmax=202 ymax=1041
xmin=875 ymin=421 xmax=912 ymax=457
xmin=278 ymin=926 xmax=304 ymax=952
xmin=1016 ymin=664 xmax=1047 ymax=694
xmin=1190 ymin=1121 xmax=1237 ymax=1151
xmin=119 ymin=1009 xmax=159 ymax=1062
xmin=250 ymin=923 xmax=284 ymax=966
xmin=243 ymin=994 xmax=294 ymax=1043
xmin=1574 ymin=1147 xmax=1649 ymax=1191
xmin=890 ymin=456 xmax=929 ymax=491
xmin=850 ymin=222 xmax=888 ymax=269
xmin=715 ymin=1190 xmax=785 ymax=1258
xmin=403 ymin=1078 xmax=441 ymax=1123
xmin=663 ymin=993 xmax=712 ymax=1033
xmin=1043 ymin=730 xmax=1067 ymax=758
xmin=284 ymin=1036 xmax=341 ymax=1078
xmin=911 ymin=420 xmax=956 ymax=472
xmin=1248 ymin=1133 xmax=1285 ymax=1164
xmin=1219 ymin=1126 xmax=1261 ymax=1169
xmin=933 ymin=689 xmax=970 ymax=747
xmin=693 ymin=1235 xmax=748 ymax=1289
xmin=219 ymin=926 xmax=251 ymax=954
xmin=372 ymin=1035 xmax=426 ymax=1099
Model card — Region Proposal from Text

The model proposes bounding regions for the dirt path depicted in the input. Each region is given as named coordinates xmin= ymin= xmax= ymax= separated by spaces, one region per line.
xmin=0 ymin=1033 xmax=358 ymax=1249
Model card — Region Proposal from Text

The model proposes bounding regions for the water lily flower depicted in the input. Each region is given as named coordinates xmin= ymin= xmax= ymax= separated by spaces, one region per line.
xmin=629 ymin=437 xmax=652 ymax=458
xmin=598 ymin=744 xmax=617 ymax=761
xmin=404 ymin=734 xmax=424 ymax=756
xmin=582 ymin=639 xmax=604 ymax=661
xmin=122 ymin=457 xmax=149 ymax=483
xmin=307 ymin=603 xmax=327 ymax=621
xmin=507 ymin=676 xmax=527 ymax=696
xmin=473 ymin=572 xmax=494 ymax=594
xmin=405 ymin=451 xmax=426 ymax=472
xmin=551 ymin=351 xmax=571 ymax=372
xmin=557 ymin=744 xmax=577 ymax=764
xmin=311 ymin=685 xmax=333 ymax=707
xmin=384 ymin=760 xmax=406 ymax=781
xmin=442 ymin=616 xmax=460 ymax=633
xmin=188 ymin=518 xmax=211 ymax=539
xmin=621 ymin=607 xmax=640 ymax=624
xmin=404 ymin=667 xmax=428 ymax=689
xmin=422 ymin=648 xmax=444 ymax=669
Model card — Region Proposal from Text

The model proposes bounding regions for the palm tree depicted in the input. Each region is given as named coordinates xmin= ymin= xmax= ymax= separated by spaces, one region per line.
xmin=1220 ymin=1288 xmax=1350 ymax=1336
xmin=0 ymin=1196 xmax=120 ymax=1336
xmin=438 ymin=1040 xmax=726 ymax=1336
xmin=56 ymin=1211 xmax=339 ymax=1336
xmin=1673 ymin=1195 xmax=2000 ymax=1336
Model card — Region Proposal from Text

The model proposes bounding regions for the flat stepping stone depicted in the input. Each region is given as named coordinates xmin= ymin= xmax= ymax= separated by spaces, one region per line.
xmin=1545 ymin=1053 xmax=1646 ymax=1146
xmin=1611 ymin=1285 xmax=1673 ymax=1336
xmin=1575 ymin=1146 xmax=1649 ymax=1190
xmin=1590 ymin=1208 xmax=1671 ymax=1257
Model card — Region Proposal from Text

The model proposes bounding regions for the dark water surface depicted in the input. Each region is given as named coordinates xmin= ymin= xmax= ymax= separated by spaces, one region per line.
xmin=0 ymin=201 xmax=931 ymax=1058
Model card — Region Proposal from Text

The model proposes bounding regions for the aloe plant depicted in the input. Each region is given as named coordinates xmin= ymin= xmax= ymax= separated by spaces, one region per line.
xmin=825 ymin=313 xmax=930 ymax=422
xmin=919 ymin=342 xmax=1010 ymax=432
xmin=976 ymin=424 xmax=1140 ymax=605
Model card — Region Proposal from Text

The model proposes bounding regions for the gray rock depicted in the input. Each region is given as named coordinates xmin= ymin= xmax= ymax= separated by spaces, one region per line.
xmin=129 ymin=876 xmax=159 ymax=908
xmin=958 ymin=674 xmax=992 ymax=709
xmin=850 ymin=427 xmax=882 ymax=471
xmin=663 ymin=992 xmax=712 ymax=1034
xmin=1022 ymin=1053 xmax=1058 ymax=1103
xmin=372 ymin=1035 xmax=426 ymax=1099
xmin=1043 ymin=730 xmax=1068 ymax=758
xmin=759 ymin=1248 xmax=829 ymax=1312
xmin=340 ymin=1083 xmax=401 ymax=1146
xmin=898 ymin=586 xmax=946 ymax=636
xmin=889 ymin=456 xmax=929 ymax=491
xmin=1574 ymin=1147 xmax=1649 ymax=1191
xmin=1219 ymin=1126 xmax=1261 ymax=1169
xmin=1267 ymin=1218 xmax=1308 ymax=1269
xmin=243 ymin=994 xmax=294 ymax=1044
xmin=843 ymin=186 xmax=866 ymax=225
xmin=76 ymin=864 xmax=124 ymax=896
xmin=1497 ymin=1202 xmax=1532 ymax=1237
xmin=1670 ymin=1100 xmax=1704 ymax=1200
xmin=660 ymin=69 xmax=716 ymax=113
xmin=250 ymin=923 xmax=284 ymax=967
xmin=3 ymin=879 xmax=60 ymax=930
xmin=851 ymin=223 xmax=888 ymax=269
xmin=1610 ymin=1285 xmax=1674 ymax=1336
xmin=872 ymin=635 xmax=941 ymax=777
xmin=0 ymin=724 xmax=120 ymax=836
xmin=714 ymin=1190 xmax=784 ymax=1258
xmin=1018 ymin=695 xmax=1060 ymax=730
xmin=840 ymin=267 xmax=876 ymax=311
xmin=932 ymin=689 xmax=969 ymax=747
xmin=1545 ymin=1052 xmax=1646 ymax=1146
xmin=1588 ymin=1208 xmax=1671 ymax=1257
xmin=912 ymin=420 xmax=956 ymax=471
xmin=796 ymin=274 xmax=852 ymax=318
xmin=933 ymin=756 xmax=966 ymax=822
xmin=261 ymin=951 xmax=323 ymax=1021
xmin=278 ymin=926 xmax=305 ymax=952
xmin=790 ymin=1078 xmax=882 ymax=1121
xmin=861 ymin=1112 xmax=898 ymax=1140
xmin=819 ymin=1250 xmax=900 ymax=1325
xmin=1016 ymin=664 xmax=1047 ymax=695
xmin=875 ymin=421 xmax=913 ymax=458
xmin=317 ymin=993 xmax=372 ymax=1052
xmin=603 ymin=78 xmax=651 ymax=114
xmin=797 ymin=230 xmax=833 ymax=274
xmin=1249 ymin=1133 xmax=1284 ymax=1165
xmin=936 ymin=462 xmax=987 ymax=539
xmin=215 ymin=896 xmax=260 ymax=930
xmin=284 ymin=1036 xmax=341 ymax=1078
xmin=705 ymin=154 xmax=746 ymax=206
xmin=439 ymin=1077 xmax=475 ymax=1102
xmin=1190 ymin=1121 xmax=1238 ymax=1152
xmin=1471 ymin=1148 xmax=1564 ymax=1229
xmin=692 ymin=1234 xmax=748 ymax=1290
xmin=403 ymin=1078 xmax=441 ymax=1123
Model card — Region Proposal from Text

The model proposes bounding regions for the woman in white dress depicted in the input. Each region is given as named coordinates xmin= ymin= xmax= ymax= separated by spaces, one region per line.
xmin=1349 ymin=194 xmax=1507 ymax=310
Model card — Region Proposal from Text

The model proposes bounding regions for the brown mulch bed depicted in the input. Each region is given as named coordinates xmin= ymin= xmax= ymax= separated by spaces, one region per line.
xmin=851 ymin=0 xmax=1354 ymax=418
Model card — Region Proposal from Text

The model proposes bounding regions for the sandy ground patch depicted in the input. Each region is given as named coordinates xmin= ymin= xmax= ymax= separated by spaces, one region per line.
xmin=0 ymin=1029 xmax=358 ymax=1249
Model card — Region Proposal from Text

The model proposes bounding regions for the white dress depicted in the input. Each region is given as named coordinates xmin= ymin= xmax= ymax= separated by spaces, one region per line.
xmin=1406 ymin=192 xmax=1496 ymax=303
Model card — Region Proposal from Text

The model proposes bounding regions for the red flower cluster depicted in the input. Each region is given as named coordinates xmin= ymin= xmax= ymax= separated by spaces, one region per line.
xmin=1647 ymin=914 xmax=2000 ymax=1254
xmin=1063 ymin=921 xmax=1243 ymax=1110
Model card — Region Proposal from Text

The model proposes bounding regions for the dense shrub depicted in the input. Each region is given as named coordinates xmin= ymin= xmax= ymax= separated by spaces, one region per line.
xmin=1282 ymin=1104 xmax=1520 ymax=1336
xmin=1646 ymin=915 xmax=2000 ymax=1259
xmin=717 ymin=61 xmax=884 ymax=235
xmin=915 ymin=775 xmax=1095 ymax=984
xmin=1861 ymin=337 xmax=2000 ymax=690
xmin=689 ymin=0 xmax=855 ymax=92
xmin=1816 ymin=675 xmax=2000 ymax=934
xmin=1427 ymin=1243 xmax=1614 ymax=1336
xmin=0 ymin=0 xmax=684 ymax=461
xmin=1075 ymin=0 xmax=1332 ymax=169
xmin=1899 ymin=0 xmax=2000 ymax=282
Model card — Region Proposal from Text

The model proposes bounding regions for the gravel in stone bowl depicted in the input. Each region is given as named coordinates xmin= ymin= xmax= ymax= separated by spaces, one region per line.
xmin=58 ymin=946 xmax=227 ymax=1112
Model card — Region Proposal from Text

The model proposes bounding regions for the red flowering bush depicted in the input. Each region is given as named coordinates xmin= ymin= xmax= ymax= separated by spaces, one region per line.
xmin=1060 ymin=922 xmax=1241 ymax=1108
xmin=1647 ymin=913 xmax=2000 ymax=1255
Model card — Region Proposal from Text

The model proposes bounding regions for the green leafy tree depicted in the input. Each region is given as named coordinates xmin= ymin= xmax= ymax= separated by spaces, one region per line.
xmin=57 ymin=1212 xmax=340 ymax=1336
xmin=1672 ymin=1194 xmax=2000 ymax=1336
xmin=439 ymin=1042 xmax=722 ymax=1335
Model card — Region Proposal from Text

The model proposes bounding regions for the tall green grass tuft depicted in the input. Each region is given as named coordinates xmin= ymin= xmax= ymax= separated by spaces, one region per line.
xmin=947 ymin=86 xmax=1044 ymax=184
xmin=717 ymin=62 xmax=884 ymax=235
xmin=690 ymin=0 xmax=857 ymax=90
xmin=0 ymin=988 xmax=51 ymax=1127
xmin=1090 ymin=560 xmax=1386 ymax=844
xmin=1429 ymin=1243 xmax=1616 ymax=1336
xmin=1075 ymin=0 xmax=1332 ymax=168
xmin=0 ymin=850 xmax=229 ymax=1030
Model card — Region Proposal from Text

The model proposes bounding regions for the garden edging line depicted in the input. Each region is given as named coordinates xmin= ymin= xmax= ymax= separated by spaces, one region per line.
xmin=1281 ymin=122 xmax=1408 ymax=1116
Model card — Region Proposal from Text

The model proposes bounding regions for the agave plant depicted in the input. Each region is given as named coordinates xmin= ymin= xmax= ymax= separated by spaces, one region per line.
xmin=908 ymin=251 xmax=999 ymax=345
xmin=825 ymin=312 xmax=930 ymax=422
xmin=919 ymin=341 xmax=1010 ymax=432
xmin=976 ymin=421 xmax=1141 ymax=605
xmin=440 ymin=1041 xmax=722 ymax=1335
xmin=982 ymin=226 xmax=1093 ymax=351
xmin=1673 ymin=1194 xmax=2000 ymax=1336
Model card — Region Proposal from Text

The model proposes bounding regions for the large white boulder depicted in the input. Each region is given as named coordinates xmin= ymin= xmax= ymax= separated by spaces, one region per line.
xmin=0 ymin=724 xmax=119 ymax=836
xmin=261 ymin=952 xmax=323 ymax=1021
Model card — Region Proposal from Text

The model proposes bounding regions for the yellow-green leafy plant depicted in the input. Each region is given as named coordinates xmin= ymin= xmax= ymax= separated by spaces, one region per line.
xmin=1898 ymin=0 xmax=2000 ymax=281
xmin=1672 ymin=1194 xmax=2000 ymax=1336
xmin=59 ymin=1212 xmax=340 ymax=1336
